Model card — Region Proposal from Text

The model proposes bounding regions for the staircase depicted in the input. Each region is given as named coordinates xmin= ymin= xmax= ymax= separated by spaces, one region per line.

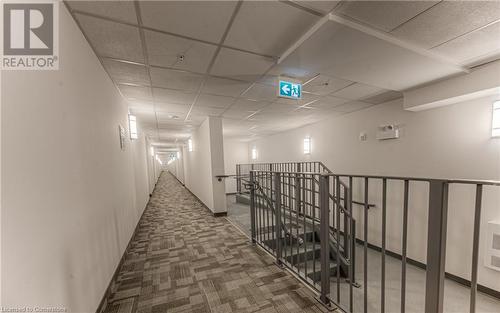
xmin=235 ymin=162 xmax=358 ymax=304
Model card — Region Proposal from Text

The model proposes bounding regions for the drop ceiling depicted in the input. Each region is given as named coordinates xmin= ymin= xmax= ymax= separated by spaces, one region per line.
xmin=66 ymin=0 xmax=500 ymax=145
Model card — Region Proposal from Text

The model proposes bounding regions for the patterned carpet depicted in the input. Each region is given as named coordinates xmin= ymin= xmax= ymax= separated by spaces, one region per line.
xmin=102 ymin=172 xmax=329 ymax=313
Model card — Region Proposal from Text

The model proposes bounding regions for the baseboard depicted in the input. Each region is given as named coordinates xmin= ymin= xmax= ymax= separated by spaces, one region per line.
xmin=226 ymin=192 xmax=237 ymax=195
xmin=353 ymin=238 xmax=500 ymax=300
xmin=178 ymin=177 xmax=228 ymax=218
xmin=213 ymin=212 xmax=228 ymax=217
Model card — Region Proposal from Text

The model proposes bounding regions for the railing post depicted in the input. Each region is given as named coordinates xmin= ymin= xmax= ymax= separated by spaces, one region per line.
xmin=319 ymin=174 xmax=331 ymax=305
xmin=274 ymin=172 xmax=283 ymax=266
xmin=425 ymin=180 xmax=449 ymax=313
xmin=249 ymin=170 xmax=256 ymax=243
xmin=296 ymin=163 xmax=301 ymax=214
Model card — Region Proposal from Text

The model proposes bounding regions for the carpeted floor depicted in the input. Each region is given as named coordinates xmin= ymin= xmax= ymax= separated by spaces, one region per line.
xmin=102 ymin=172 xmax=328 ymax=313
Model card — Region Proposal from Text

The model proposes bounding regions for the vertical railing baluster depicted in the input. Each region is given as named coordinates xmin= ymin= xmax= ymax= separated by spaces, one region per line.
xmin=250 ymin=171 xmax=256 ymax=243
xmin=401 ymin=180 xmax=409 ymax=313
xmin=470 ymin=184 xmax=483 ymax=313
xmin=349 ymin=176 xmax=354 ymax=313
xmin=336 ymin=177 xmax=341 ymax=303
xmin=381 ymin=178 xmax=387 ymax=313
xmin=364 ymin=177 xmax=369 ymax=313
xmin=319 ymin=174 xmax=331 ymax=306
xmin=274 ymin=172 xmax=282 ymax=265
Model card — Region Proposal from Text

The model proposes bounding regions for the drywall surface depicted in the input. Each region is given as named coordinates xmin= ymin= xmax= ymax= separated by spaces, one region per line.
xmin=248 ymin=96 xmax=500 ymax=291
xmin=183 ymin=117 xmax=227 ymax=213
xmin=1 ymin=4 xmax=153 ymax=312
xmin=223 ymin=138 xmax=249 ymax=193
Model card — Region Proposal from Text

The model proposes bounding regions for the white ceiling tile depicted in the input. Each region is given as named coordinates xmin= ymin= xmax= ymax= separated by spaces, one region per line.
xmin=275 ymin=92 xmax=320 ymax=106
xmin=303 ymin=74 xmax=352 ymax=96
xmin=68 ymin=1 xmax=138 ymax=24
xmin=432 ymin=21 xmax=500 ymax=65
xmin=361 ymin=90 xmax=402 ymax=105
xmin=296 ymin=1 xmax=341 ymax=14
xmin=102 ymin=59 xmax=149 ymax=85
xmin=139 ymin=1 xmax=237 ymax=42
xmin=75 ymin=14 xmax=144 ymax=62
xmin=242 ymin=83 xmax=277 ymax=101
xmin=128 ymin=100 xmax=155 ymax=112
xmin=334 ymin=1 xmax=439 ymax=32
xmin=331 ymin=83 xmax=384 ymax=100
xmin=224 ymin=1 xmax=319 ymax=56
xmin=196 ymin=94 xmax=235 ymax=109
xmin=278 ymin=21 xmax=464 ymax=91
xmin=201 ymin=76 xmax=252 ymax=97
xmin=310 ymin=95 xmax=349 ymax=109
xmin=391 ymin=1 xmax=500 ymax=48
xmin=231 ymin=99 xmax=270 ymax=111
xmin=210 ymin=48 xmax=275 ymax=82
xmin=222 ymin=109 xmax=255 ymax=119
xmin=156 ymin=104 xmax=191 ymax=117
xmin=150 ymin=67 xmax=204 ymax=92
xmin=145 ymin=30 xmax=217 ymax=73
xmin=260 ymin=102 xmax=299 ymax=113
xmin=191 ymin=106 xmax=225 ymax=116
xmin=118 ymin=84 xmax=152 ymax=100
xmin=331 ymin=100 xmax=374 ymax=113
xmin=153 ymin=88 xmax=196 ymax=105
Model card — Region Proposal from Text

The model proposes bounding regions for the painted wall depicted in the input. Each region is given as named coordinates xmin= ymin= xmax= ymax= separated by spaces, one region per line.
xmin=249 ymin=95 xmax=500 ymax=291
xmin=223 ymin=138 xmax=249 ymax=193
xmin=183 ymin=117 xmax=227 ymax=213
xmin=1 ymin=4 xmax=154 ymax=312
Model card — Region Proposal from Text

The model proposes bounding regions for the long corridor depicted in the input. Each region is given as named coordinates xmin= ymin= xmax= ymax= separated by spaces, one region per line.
xmin=103 ymin=172 xmax=328 ymax=313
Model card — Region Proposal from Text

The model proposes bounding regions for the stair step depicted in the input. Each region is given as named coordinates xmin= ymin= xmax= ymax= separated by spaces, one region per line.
xmin=236 ymin=193 xmax=250 ymax=205
xmin=297 ymin=260 xmax=339 ymax=282
xmin=284 ymin=245 xmax=321 ymax=265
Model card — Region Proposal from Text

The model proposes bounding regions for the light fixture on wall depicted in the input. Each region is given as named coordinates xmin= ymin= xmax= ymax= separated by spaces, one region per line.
xmin=188 ymin=138 xmax=193 ymax=152
xmin=177 ymin=151 xmax=181 ymax=159
xmin=128 ymin=114 xmax=138 ymax=140
xmin=303 ymin=136 xmax=311 ymax=154
xmin=150 ymin=146 xmax=154 ymax=157
xmin=251 ymin=147 xmax=258 ymax=160
xmin=492 ymin=100 xmax=500 ymax=137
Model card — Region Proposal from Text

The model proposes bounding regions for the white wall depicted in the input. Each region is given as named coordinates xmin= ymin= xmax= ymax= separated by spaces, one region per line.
xmin=223 ymin=138 xmax=248 ymax=193
xmin=183 ymin=117 xmax=227 ymax=213
xmin=249 ymin=95 xmax=500 ymax=291
xmin=1 ymin=4 xmax=154 ymax=312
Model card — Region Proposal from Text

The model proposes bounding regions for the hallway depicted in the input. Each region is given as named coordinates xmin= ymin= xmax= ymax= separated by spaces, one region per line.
xmin=103 ymin=172 xmax=327 ymax=313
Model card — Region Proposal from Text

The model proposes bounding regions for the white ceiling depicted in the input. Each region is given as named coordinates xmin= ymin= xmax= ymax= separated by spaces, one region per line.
xmin=66 ymin=0 xmax=500 ymax=145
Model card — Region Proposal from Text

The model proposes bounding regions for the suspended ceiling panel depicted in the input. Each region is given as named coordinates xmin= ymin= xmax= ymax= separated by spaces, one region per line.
xmin=68 ymin=0 xmax=138 ymax=24
xmin=335 ymin=1 xmax=439 ymax=32
xmin=210 ymin=48 xmax=275 ymax=81
xmin=278 ymin=20 xmax=464 ymax=91
xmin=224 ymin=1 xmax=319 ymax=56
xmin=432 ymin=21 xmax=500 ymax=65
xmin=144 ymin=30 xmax=217 ymax=73
xmin=101 ymin=59 xmax=150 ymax=85
xmin=201 ymin=76 xmax=252 ymax=97
xmin=150 ymin=67 xmax=204 ymax=92
xmin=75 ymin=13 xmax=144 ymax=62
xmin=391 ymin=1 xmax=500 ymax=49
xmin=139 ymin=1 xmax=238 ymax=43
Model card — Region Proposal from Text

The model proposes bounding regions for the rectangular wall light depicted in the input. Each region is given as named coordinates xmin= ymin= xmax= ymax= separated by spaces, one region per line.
xmin=188 ymin=139 xmax=193 ymax=152
xmin=150 ymin=146 xmax=154 ymax=156
xmin=303 ymin=136 xmax=311 ymax=154
xmin=251 ymin=147 xmax=258 ymax=160
xmin=128 ymin=114 xmax=138 ymax=140
xmin=492 ymin=101 xmax=500 ymax=137
xmin=177 ymin=151 xmax=181 ymax=159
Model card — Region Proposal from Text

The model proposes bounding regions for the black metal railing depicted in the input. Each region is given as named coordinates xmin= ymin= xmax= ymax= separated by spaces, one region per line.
xmin=244 ymin=165 xmax=500 ymax=313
